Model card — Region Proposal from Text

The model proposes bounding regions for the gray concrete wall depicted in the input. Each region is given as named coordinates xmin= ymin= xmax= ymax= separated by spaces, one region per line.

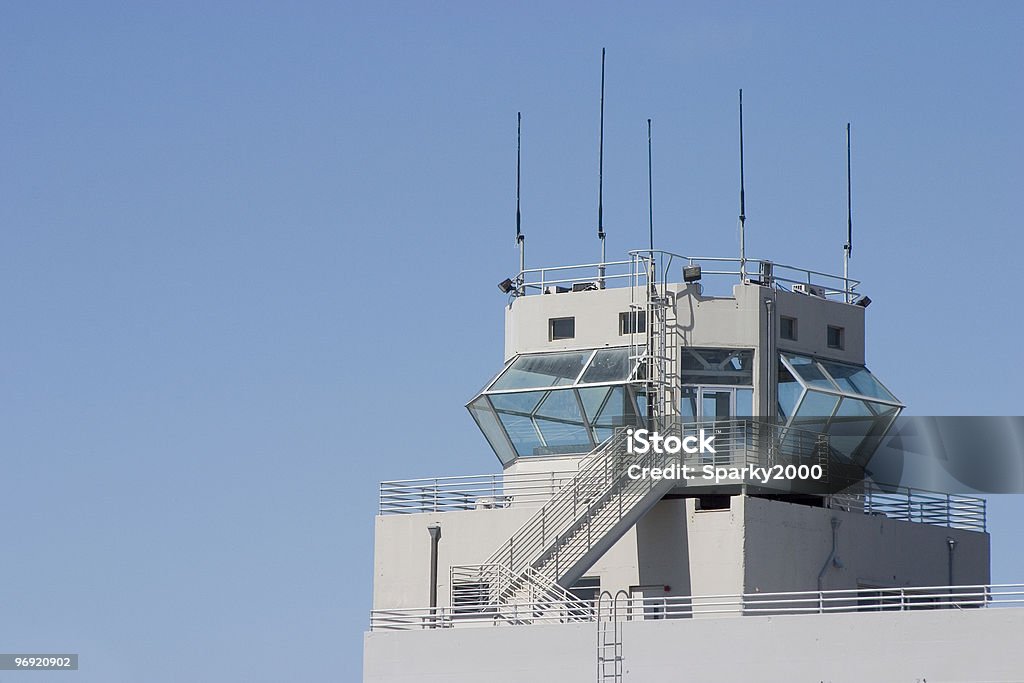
xmin=365 ymin=608 xmax=1024 ymax=682
xmin=742 ymin=495 xmax=990 ymax=594
xmin=373 ymin=496 xmax=989 ymax=612
xmin=773 ymin=287 xmax=865 ymax=365
xmin=372 ymin=507 xmax=643 ymax=611
xmin=504 ymin=286 xmax=645 ymax=360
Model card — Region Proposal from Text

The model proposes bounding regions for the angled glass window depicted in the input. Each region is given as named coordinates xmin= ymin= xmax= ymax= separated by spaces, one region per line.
xmin=490 ymin=350 xmax=591 ymax=390
xmin=819 ymin=360 xmax=898 ymax=403
xmin=786 ymin=354 xmax=837 ymax=391
xmin=470 ymin=347 xmax=645 ymax=463
xmin=581 ymin=347 xmax=632 ymax=384
xmin=580 ymin=385 xmax=640 ymax=442
xmin=467 ymin=396 xmax=516 ymax=465
xmin=778 ymin=353 xmax=904 ymax=464
xmin=777 ymin=360 xmax=802 ymax=420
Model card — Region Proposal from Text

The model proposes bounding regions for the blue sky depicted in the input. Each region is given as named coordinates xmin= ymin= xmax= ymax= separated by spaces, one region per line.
xmin=2 ymin=2 xmax=1022 ymax=681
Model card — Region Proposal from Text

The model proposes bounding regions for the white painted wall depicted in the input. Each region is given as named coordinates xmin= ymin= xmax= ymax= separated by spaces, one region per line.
xmin=372 ymin=495 xmax=989 ymax=612
xmin=742 ymin=495 xmax=989 ymax=593
xmin=365 ymin=608 xmax=1024 ymax=682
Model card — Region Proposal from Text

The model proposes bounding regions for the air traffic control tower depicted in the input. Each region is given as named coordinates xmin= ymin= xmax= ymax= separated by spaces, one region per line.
xmin=365 ymin=250 xmax=1017 ymax=682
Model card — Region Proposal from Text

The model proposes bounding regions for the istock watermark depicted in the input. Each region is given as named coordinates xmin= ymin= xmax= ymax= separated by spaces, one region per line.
xmin=626 ymin=428 xmax=717 ymax=455
xmin=624 ymin=428 xmax=825 ymax=484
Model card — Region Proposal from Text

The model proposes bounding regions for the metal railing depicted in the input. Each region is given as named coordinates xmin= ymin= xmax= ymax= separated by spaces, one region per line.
xmin=369 ymin=583 xmax=1024 ymax=631
xmin=513 ymin=250 xmax=860 ymax=302
xmin=450 ymin=563 xmax=589 ymax=611
xmin=379 ymin=419 xmax=828 ymax=516
xmin=828 ymin=483 xmax=987 ymax=532
xmin=378 ymin=429 xmax=986 ymax=534
xmin=379 ymin=471 xmax=576 ymax=515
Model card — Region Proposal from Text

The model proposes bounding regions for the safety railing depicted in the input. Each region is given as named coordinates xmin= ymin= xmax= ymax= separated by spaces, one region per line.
xmin=828 ymin=484 xmax=986 ymax=532
xmin=369 ymin=583 xmax=1024 ymax=631
xmin=450 ymin=563 xmax=588 ymax=611
xmin=379 ymin=471 xmax=576 ymax=515
xmin=512 ymin=250 xmax=860 ymax=302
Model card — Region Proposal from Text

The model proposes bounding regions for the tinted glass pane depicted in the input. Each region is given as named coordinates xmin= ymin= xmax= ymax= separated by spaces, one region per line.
xmin=535 ymin=418 xmax=592 ymax=453
xmin=778 ymin=360 xmax=802 ymax=419
xmin=467 ymin=397 xmax=516 ymax=465
xmin=550 ymin=317 xmax=575 ymax=340
xmin=590 ymin=386 xmax=640 ymax=431
xmin=488 ymin=391 xmax=546 ymax=415
xmin=490 ymin=392 xmax=548 ymax=457
xmin=619 ymin=310 xmax=646 ymax=334
xmin=496 ymin=413 xmax=543 ymax=457
xmin=682 ymin=348 xmax=754 ymax=385
xmin=780 ymin=317 xmax=797 ymax=340
xmin=702 ymin=390 xmax=732 ymax=420
xmin=736 ymin=388 xmax=753 ymax=418
xmin=828 ymin=398 xmax=874 ymax=459
xmin=793 ymin=389 xmax=840 ymax=420
xmin=581 ymin=347 xmax=632 ymax=383
xmin=535 ymin=388 xmax=584 ymax=422
xmin=820 ymin=360 xmax=898 ymax=403
xmin=786 ymin=354 xmax=837 ymax=390
xmin=827 ymin=326 xmax=844 ymax=349
xmin=680 ymin=387 xmax=698 ymax=419
xmin=578 ymin=386 xmax=612 ymax=423
xmin=491 ymin=351 xmax=590 ymax=390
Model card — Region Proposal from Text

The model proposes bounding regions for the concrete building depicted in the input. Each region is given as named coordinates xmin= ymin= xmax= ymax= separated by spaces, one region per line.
xmin=365 ymin=250 xmax=1018 ymax=682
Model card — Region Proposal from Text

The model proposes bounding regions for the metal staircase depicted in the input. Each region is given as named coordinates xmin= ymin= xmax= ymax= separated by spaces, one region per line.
xmin=452 ymin=420 xmax=688 ymax=610
xmin=452 ymin=250 xmax=684 ymax=613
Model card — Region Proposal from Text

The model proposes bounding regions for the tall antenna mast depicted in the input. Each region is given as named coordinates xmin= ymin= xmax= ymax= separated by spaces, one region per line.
xmin=844 ymin=122 xmax=852 ymax=303
xmin=516 ymin=111 xmax=525 ymax=275
xmin=597 ymin=48 xmax=607 ymax=284
xmin=738 ymin=89 xmax=747 ymax=282
xmin=648 ymin=118 xmax=654 ymax=270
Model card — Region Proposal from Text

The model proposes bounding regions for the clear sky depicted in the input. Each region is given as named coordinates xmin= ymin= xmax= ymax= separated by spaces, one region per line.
xmin=2 ymin=2 xmax=1022 ymax=681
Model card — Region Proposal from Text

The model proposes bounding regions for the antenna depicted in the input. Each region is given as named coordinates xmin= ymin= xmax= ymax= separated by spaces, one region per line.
xmin=597 ymin=48 xmax=607 ymax=283
xmin=516 ymin=111 xmax=524 ymax=276
xmin=844 ymin=122 xmax=852 ymax=303
xmin=738 ymin=89 xmax=747 ymax=282
xmin=647 ymin=118 xmax=654 ymax=265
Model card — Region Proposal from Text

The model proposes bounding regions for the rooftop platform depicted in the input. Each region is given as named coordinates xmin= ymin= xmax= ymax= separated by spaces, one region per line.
xmin=511 ymin=250 xmax=862 ymax=303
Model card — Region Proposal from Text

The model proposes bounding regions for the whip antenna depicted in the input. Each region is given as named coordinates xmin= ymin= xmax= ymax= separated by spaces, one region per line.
xmin=648 ymin=118 xmax=654 ymax=264
xmin=738 ymin=89 xmax=747 ymax=282
xmin=844 ymin=122 xmax=852 ymax=302
xmin=516 ymin=112 xmax=524 ymax=275
xmin=597 ymin=48 xmax=607 ymax=283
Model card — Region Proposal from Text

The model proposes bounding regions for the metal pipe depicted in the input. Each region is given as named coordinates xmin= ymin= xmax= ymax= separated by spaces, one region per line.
xmin=817 ymin=517 xmax=841 ymax=592
xmin=427 ymin=524 xmax=442 ymax=621
xmin=764 ymin=297 xmax=776 ymax=420
xmin=947 ymin=537 xmax=957 ymax=593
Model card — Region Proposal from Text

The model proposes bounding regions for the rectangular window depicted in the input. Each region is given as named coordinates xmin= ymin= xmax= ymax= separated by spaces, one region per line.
xmin=827 ymin=325 xmax=845 ymax=349
xmin=780 ymin=316 xmax=797 ymax=341
xmin=618 ymin=310 xmax=646 ymax=335
xmin=680 ymin=348 xmax=754 ymax=385
xmin=549 ymin=317 xmax=575 ymax=340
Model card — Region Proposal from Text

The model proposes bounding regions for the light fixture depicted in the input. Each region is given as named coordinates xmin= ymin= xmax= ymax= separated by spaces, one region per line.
xmin=856 ymin=295 xmax=872 ymax=308
xmin=683 ymin=265 xmax=702 ymax=283
xmin=498 ymin=278 xmax=514 ymax=294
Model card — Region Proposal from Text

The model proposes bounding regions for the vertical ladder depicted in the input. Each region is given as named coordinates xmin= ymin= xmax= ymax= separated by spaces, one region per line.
xmin=597 ymin=590 xmax=628 ymax=682
xmin=630 ymin=251 xmax=678 ymax=424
